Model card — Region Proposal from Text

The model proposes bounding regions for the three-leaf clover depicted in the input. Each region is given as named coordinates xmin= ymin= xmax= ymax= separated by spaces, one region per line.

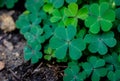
xmin=16 ymin=12 xmax=42 ymax=34
xmin=50 ymin=8 xmax=63 ymax=23
xmin=84 ymin=31 xmax=117 ymax=55
xmin=24 ymin=45 xmax=42 ymax=64
xmin=64 ymin=3 xmax=88 ymax=27
xmin=63 ymin=62 xmax=86 ymax=81
xmin=104 ymin=52 xmax=120 ymax=70
xmin=85 ymin=2 xmax=115 ymax=34
xmin=44 ymin=47 xmax=55 ymax=61
xmin=24 ymin=26 xmax=45 ymax=47
xmin=104 ymin=53 xmax=120 ymax=81
xmin=82 ymin=56 xmax=107 ymax=81
xmin=49 ymin=25 xmax=86 ymax=60
xmin=50 ymin=7 xmax=66 ymax=26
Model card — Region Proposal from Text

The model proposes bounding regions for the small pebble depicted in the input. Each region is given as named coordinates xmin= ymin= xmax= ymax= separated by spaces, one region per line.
xmin=13 ymin=52 xmax=19 ymax=57
xmin=3 ymin=40 xmax=13 ymax=51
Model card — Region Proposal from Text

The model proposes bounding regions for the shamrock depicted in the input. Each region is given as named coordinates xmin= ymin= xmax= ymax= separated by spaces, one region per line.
xmin=84 ymin=31 xmax=117 ymax=55
xmin=24 ymin=45 xmax=42 ymax=64
xmin=82 ymin=56 xmax=107 ymax=81
xmin=64 ymin=3 xmax=88 ymax=27
xmin=104 ymin=52 xmax=120 ymax=70
xmin=64 ymin=62 xmax=86 ymax=81
xmin=107 ymin=70 xmax=120 ymax=81
xmin=85 ymin=2 xmax=115 ymax=34
xmin=49 ymin=25 xmax=86 ymax=60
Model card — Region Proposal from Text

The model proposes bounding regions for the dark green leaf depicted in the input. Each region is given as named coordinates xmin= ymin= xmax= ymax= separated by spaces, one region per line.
xmin=84 ymin=31 xmax=117 ymax=55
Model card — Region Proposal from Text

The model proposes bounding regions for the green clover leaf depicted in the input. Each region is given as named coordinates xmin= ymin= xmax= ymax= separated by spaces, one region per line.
xmin=43 ymin=25 xmax=54 ymax=40
xmin=77 ymin=6 xmax=88 ymax=20
xmin=44 ymin=47 xmax=55 ymax=61
xmin=16 ymin=12 xmax=42 ymax=34
xmin=49 ymin=25 xmax=86 ymax=60
xmin=104 ymin=52 xmax=120 ymax=70
xmin=50 ymin=7 xmax=66 ymax=26
xmin=63 ymin=62 xmax=86 ymax=81
xmin=25 ymin=0 xmax=44 ymax=13
xmin=115 ymin=0 xmax=120 ymax=6
xmin=85 ymin=2 xmax=115 ymax=34
xmin=115 ymin=8 xmax=120 ymax=32
xmin=24 ymin=45 xmax=42 ymax=64
xmin=24 ymin=26 xmax=45 ymax=47
xmin=0 ymin=0 xmax=18 ymax=8
xmin=48 ymin=0 xmax=64 ymax=8
xmin=64 ymin=3 xmax=88 ymax=27
xmin=107 ymin=70 xmax=120 ymax=81
xmin=116 ymin=8 xmax=120 ymax=20
xmin=50 ymin=9 xmax=63 ymax=23
xmin=65 ymin=0 xmax=77 ymax=3
xmin=84 ymin=31 xmax=117 ymax=55
xmin=43 ymin=3 xmax=54 ymax=14
xmin=82 ymin=56 xmax=107 ymax=81
xmin=64 ymin=3 xmax=78 ymax=17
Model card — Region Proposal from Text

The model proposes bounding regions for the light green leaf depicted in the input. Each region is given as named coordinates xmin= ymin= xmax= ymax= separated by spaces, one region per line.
xmin=77 ymin=6 xmax=88 ymax=20
xmin=43 ymin=3 xmax=53 ymax=14
xmin=64 ymin=3 xmax=78 ymax=17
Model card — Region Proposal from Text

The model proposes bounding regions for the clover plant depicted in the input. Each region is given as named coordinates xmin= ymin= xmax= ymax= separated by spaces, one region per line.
xmin=0 ymin=0 xmax=18 ymax=8
xmin=0 ymin=0 xmax=119 ymax=80
xmin=85 ymin=2 xmax=115 ymax=34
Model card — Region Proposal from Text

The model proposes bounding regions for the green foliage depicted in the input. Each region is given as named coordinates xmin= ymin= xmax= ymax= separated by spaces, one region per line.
xmin=48 ymin=0 xmax=64 ymax=8
xmin=64 ymin=3 xmax=88 ymax=26
xmin=13 ymin=0 xmax=120 ymax=81
xmin=24 ymin=45 xmax=42 ymax=64
xmin=49 ymin=25 xmax=86 ymax=60
xmin=103 ymin=52 xmax=120 ymax=81
xmin=84 ymin=31 xmax=117 ymax=55
xmin=0 ymin=0 xmax=18 ymax=8
xmin=114 ymin=0 xmax=120 ymax=6
xmin=44 ymin=47 xmax=55 ymax=61
xmin=107 ymin=70 xmax=120 ymax=81
xmin=64 ymin=62 xmax=86 ymax=81
xmin=25 ymin=0 xmax=44 ymax=13
xmin=85 ymin=2 xmax=115 ymax=34
xmin=104 ymin=52 xmax=120 ymax=70
xmin=82 ymin=56 xmax=107 ymax=81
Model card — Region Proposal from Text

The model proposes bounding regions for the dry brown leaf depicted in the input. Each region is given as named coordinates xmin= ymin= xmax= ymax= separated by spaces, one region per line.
xmin=0 ymin=11 xmax=15 ymax=33
xmin=0 ymin=61 xmax=5 ymax=71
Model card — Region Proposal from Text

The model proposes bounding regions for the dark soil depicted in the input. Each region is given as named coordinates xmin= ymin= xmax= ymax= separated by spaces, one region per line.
xmin=0 ymin=9 xmax=65 ymax=81
xmin=0 ymin=25 xmax=64 ymax=81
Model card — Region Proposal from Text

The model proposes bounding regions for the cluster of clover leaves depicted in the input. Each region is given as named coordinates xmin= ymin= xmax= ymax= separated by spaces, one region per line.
xmin=0 ymin=0 xmax=18 ymax=8
xmin=1 ymin=0 xmax=120 ymax=81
